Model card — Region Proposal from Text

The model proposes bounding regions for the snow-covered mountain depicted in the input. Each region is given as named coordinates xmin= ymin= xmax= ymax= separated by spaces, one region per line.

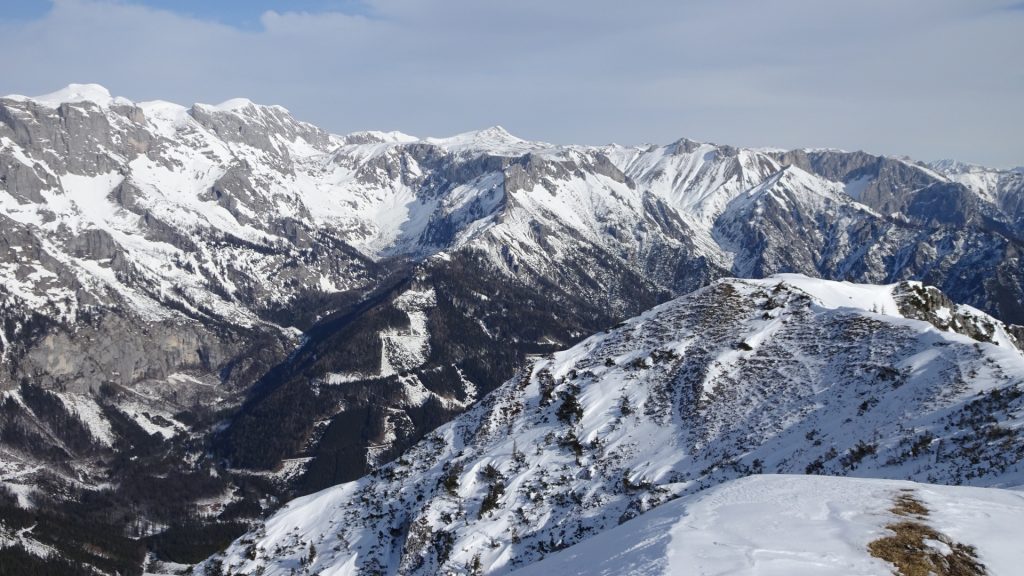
xmin=929 ymin=158 xmax=1024 ymax=233
xmin=2 ymin=86 xmax=1021 ymax=350
xmin=2 ymin=84 xmax=1023 ymax=573
xmin=203 ymin=275 xmax=1024 ymax=575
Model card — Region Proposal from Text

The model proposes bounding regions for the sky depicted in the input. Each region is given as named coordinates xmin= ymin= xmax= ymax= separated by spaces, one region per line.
xmin=1 ymin=0 xmax=1021 ymax=167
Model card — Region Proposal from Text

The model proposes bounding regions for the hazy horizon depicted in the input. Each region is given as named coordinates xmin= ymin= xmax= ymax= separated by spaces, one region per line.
xmin=3 ymin=0 xmax=1022 ymax=168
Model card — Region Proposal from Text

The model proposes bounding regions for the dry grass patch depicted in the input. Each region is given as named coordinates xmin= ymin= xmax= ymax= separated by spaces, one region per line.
xmin=891 ymin=489 xmax=929 ymax=518
xmin=868 ymin=492 xmax=987 ymax=576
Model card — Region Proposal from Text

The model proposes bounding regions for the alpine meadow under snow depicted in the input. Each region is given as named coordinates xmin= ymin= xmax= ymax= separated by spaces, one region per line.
xmin=0 ymin=84 xmax=1021 ymax=575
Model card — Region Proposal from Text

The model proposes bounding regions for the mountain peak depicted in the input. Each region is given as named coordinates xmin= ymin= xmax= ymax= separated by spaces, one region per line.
xmin=211 ymin=97 xmax=257 ymax=111
xmin=930 ymin=158 xmax=982 ymax=175
xmin=191 ymin=96 xmax=290 ymax=115
xmin=477 ymin=124 xmax=514 ymax=137
xmin=3 ymin=82 xmax=133 ymax=109
xmin=423 ymin=125 xmax=544 ymax=156
xmin=429 ymin=125 xmax=518 ymax=142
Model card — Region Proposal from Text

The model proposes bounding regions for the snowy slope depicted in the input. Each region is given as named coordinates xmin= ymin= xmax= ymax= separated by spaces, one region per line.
xmin=929 ymin=158 xmax=1024 ymax=236
xmin=603 ymin=138 xmax=781 ymax=227
xmin=0 ymin=83 xmax=370 ymax=326
xmin=512 ymin=475 xmax=1024 ymax=576
xmin=203 ymin=275 xmax=1024 ymax=576
xmin=930 ymin=159 xmax=1022 ymax=203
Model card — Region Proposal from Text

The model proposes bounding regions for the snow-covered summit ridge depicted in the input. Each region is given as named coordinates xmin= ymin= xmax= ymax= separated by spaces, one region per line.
xmin=208 ymin=97 xmax=286 ymax=113
xmin=423 ymin=125 xmax=549 ymax=156
xmin=756 ymin=274 xmax=905 ymax=315
xmin=203 ymin=274 xmax=1024 ymax=576
xmin=514 ymin=475 xmax=1024 ymax=576
xmin=3 ymin=83 xmax=133 ymax=109
xmin=756 ymin=275 xmax=1021 ymax=350
xmin=931 ymin=158 xmax=1024 ymax=175
xmin=2 ymin=83 xmax=292 ymax=117
xmin=928 ymin=158 xmax=1024 ymax=204
xmin=931 ymin=158 xmax=986 ymax=174
xmin=340 ymin=130 xmax=420 ymax=145
xmin=0 ymin=86 xmax=527 ymax=153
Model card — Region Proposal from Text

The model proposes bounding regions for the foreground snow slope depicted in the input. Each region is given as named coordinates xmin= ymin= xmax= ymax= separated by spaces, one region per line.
xmin=203 ymin=275 xmax=1024 ymax=575
xmin=512 ymin=474 xmax=1024 ymax=576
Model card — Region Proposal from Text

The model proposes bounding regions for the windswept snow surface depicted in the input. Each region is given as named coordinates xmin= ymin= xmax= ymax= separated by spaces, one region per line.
xmin=752 ymin=274 xmax=903 ymax=316
xmin=512 ymin=475 xmax=1024 ymax=576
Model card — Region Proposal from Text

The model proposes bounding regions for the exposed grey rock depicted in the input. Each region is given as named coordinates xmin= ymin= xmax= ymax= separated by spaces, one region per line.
xmin=66 ymin=228 xmax=119 ymax=261
xmin=202 ymin=166 xmax=260 ymax=225
xmin=188 ymin=102 xmax=331 ymax=159
xmin=775 ymin=149 xmax=940 ymax=214
xmin=905 ymin=182 xmax=982 ymax=227
xmin=503 ymin=154 xmax=572 ymax=194
xmin=0 ymin=152 xmax=56 ymax=203
xmin=106 ymin=178 xmax=143 ymax=212
xmin=894 ymin=281 xmax=1022 ymax=350
xmin=136 ymin=209 xmax=199 ymax=251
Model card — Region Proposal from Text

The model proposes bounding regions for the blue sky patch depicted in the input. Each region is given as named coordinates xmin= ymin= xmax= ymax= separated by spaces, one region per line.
xmin=3 ymin=0 xmax=372 ymax=29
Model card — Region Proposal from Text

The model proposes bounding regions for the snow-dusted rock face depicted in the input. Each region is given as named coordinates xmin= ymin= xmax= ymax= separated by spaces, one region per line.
xmin=931 ymin=158 xmax=1024 ymax=217
xmin=205 ymin=276 xmax=1024 ymax=575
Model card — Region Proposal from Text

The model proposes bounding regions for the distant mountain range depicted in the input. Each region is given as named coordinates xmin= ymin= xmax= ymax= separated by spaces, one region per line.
xmin=1 ymin=84 xmax=1022 ymax=574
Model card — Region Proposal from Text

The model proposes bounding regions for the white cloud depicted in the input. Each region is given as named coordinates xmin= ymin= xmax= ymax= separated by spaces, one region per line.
xmin=1 ymin=0 xmax=1021 ymax=166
